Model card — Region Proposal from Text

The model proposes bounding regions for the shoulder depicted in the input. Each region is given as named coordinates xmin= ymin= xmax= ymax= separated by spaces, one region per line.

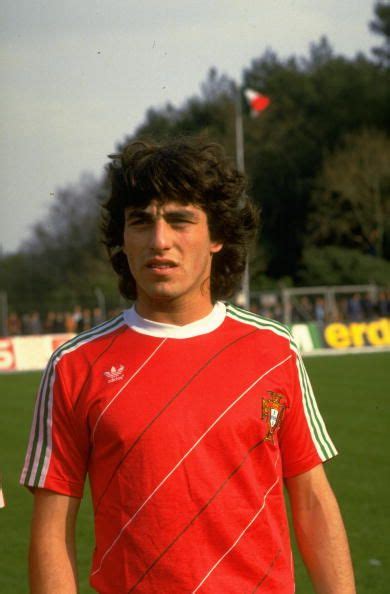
xmin=225 ymin=303 xmax=297 ymax=349
xmin=49 ymin=313 xmax=127 ymax=371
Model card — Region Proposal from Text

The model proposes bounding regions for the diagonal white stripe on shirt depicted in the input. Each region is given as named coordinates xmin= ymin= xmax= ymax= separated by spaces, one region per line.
xmin=91 ymin=354 xmax=292 ymax=576
xmin=191 ymin=454 xmax=280 ymax=592
xmin=92 ymin=338 xmax=167 ymax=442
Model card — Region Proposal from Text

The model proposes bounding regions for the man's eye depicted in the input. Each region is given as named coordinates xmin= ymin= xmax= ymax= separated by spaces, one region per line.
xmin=127 ymin=218 xmax=148 ymax=226
xmin=169 ymin=218 xmax=194 ymax=226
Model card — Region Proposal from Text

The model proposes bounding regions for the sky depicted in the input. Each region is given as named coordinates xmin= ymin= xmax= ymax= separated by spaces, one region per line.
xmin=1 ymin=0 xmax=376 ymax=253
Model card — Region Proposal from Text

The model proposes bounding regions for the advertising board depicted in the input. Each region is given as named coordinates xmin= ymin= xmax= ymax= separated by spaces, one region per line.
xmin=1 ymin=319 xmax=389 ymax=372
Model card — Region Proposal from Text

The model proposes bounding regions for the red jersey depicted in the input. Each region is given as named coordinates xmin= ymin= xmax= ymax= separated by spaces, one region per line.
xmin=21 ymin=302 xmax=337 ymax=593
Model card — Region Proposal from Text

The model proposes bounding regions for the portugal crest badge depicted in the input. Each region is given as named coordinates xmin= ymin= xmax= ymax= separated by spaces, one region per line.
xmin=262 ymin=391 xmax=287 ymax=443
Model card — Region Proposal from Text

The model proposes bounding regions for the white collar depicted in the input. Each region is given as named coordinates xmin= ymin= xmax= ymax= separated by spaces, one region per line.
xmin=124 ymin=301 xmax=226 ymax=338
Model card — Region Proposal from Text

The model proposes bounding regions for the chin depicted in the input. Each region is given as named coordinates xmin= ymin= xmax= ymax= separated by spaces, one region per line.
xmin=140 ymin=285 xmax=180 ymax=302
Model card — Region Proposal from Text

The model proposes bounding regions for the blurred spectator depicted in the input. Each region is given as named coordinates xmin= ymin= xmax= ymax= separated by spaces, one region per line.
xmin=44 ymin=311 xmax=56 ymax=334
xmin=7 ymin=313 xmax=22 ymax=336
xmin=21 ymin=313 xmax=31 ymax=334
xmin=93 ymin=307 xmax=105 ymax=326
xmin=20 ymin=312 xmax=42 ymax=335
xmin=82 ymin=308 xmax=92 ymax=331
xmin=73 ymin=305 xmax=83 ymax=333
xmin=377 ymin=291 xmax=390 ymax=317
xmin=257 ymin=293 xmax=283 ymax=321
xmin=361 ymin=293 xmax=377 ymax=320
xmin=65 ymin=311 xmax=76 ymax=333
xmin=347 ymin=293 xmax=364 ymax=321
xmin=337 ymin=297 xmax=349 ymax=321
xmin=294 ymin=296 xmax=313 ymax=322
xmin=30 ymin=311 xmax=43 ymax=334
xmin=273 ymin=301 xmax=283 ymax=322
xmin=314 ymin=297 xmax=326 ymax=324
xmin=53 ymin=312 xmax=66 ymax=333
xmin=328 ymin=300 xmax=341 ymax=323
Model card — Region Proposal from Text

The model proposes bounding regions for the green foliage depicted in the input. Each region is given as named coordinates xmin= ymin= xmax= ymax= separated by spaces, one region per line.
xmin=0 ymin=175 xmax=120 ymax=314
xmin=243 ymin=42 xmax=389 ymax=278
xmin=299 ymin=246 xmax=390 ymax=286
xmin=370 ymin=0 xmax=390 ymax=66
xmin=308 ymin=129 xmax=390 ymax=258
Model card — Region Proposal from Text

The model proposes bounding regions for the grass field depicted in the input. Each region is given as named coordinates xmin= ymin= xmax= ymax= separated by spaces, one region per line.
xmin=0 ymin=352 xmax=389 ymax=593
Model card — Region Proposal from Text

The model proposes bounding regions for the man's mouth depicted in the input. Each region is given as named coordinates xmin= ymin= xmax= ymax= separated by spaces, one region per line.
xmin=146 ymin=259 xmax=177 ymax=270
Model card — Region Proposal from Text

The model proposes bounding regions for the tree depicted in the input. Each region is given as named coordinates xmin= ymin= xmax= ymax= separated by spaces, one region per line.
xmin=370 ymin=1 xmax=390 ymax=67
xmin=307 ymin=129 xmax=390 ymax=258
xmin=299 ymin=246 xmax=390 ymax=286
xmin=0 ymin=174 xmax=121 ymax=314
xmin=242 ymin=35 xmax=390 ymax=277
xmin=128 ymin=67 xmax=236 ymax=152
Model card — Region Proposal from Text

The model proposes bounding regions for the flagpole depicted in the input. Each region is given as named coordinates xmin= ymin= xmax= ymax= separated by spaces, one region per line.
xmin=235 ymin=84 xmax=245 ymax=173
xmin=234 ymin=83 xmax=250 ymax=310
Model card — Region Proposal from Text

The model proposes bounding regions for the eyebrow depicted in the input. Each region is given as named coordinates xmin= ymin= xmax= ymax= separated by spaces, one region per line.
xmin=164 ymin=209 xmax=199 ymax=221
xmin=125 ymin=209 xmax=150 ymax=220
xmin=125 ymin=208 xmax=199 ymax=222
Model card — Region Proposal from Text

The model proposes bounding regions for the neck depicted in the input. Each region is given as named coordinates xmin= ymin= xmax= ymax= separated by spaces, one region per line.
xmin=134 ymin=297 xmax=215 ymax=326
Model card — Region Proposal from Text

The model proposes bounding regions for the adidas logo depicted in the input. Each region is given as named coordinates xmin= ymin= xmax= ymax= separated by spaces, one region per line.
xmin=104 ymin=365 xmax=125 ymax=383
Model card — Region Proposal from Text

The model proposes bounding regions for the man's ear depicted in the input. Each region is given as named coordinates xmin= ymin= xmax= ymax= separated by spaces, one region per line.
xmin=210 ymin=242 xmax=223 ymax=255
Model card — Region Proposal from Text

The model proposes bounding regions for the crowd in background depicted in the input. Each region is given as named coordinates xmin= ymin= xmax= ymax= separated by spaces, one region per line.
xmin=3 ymin=290 xmax=390 ymax=337
xmin=5 ymin=306 xmax=122 ymax=337
xmin=249 ymin=290 xmax=390 ymax=325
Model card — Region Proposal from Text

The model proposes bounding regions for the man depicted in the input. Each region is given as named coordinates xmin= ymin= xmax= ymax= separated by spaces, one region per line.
xmin=21 ymin=138 xmax=356 ymax=593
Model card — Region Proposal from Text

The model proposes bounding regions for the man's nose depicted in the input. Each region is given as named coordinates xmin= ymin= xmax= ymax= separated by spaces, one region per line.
xmin=150 ymin=219 xmax=172 ymax=250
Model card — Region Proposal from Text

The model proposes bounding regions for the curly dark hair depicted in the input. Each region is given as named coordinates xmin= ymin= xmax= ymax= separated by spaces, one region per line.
xmin=102 ymin=137 xmax=259 ymax=301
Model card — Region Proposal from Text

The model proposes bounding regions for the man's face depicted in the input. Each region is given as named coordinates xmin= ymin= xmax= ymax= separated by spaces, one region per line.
xmin=122 ymin=200 xmax=223 ymax=319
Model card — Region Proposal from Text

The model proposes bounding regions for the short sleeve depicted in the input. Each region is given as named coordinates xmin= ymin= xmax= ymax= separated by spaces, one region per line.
xmin=278 ymin=345 xmax=337 ymax=478
xmin=20 ymin=354 xmax=89 ymax=497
